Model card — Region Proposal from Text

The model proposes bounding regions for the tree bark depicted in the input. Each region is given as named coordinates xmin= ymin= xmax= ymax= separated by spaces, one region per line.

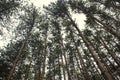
xmin=40 ymin=29 xmax=48 ymax=80
xmin=69 ymin=29 xmax=90 ymax=80
xmin=90 ymin=15 xmax=120 ymax=40
xmin=66 ymin=12 xmax=113 ymax=80
xmin=7 ymin=33 xmax=31 ymax=80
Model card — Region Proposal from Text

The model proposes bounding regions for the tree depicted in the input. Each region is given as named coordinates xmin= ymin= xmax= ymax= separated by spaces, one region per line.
xmin=44 ymin=0 xmax=117 ymax=79
xmin=7 ymin=5 xmax=39 ymax=80
xmin=0 ymin=0 xmax=120 ymax=80
xmin=0 ymin=0 xmax=21 ymax=20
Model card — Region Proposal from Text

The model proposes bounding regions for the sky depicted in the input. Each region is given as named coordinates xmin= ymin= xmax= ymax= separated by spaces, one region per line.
xmin=0 ymin=0 xmax=86 ymax=48
xmin=30 ymin=0 xmax=56 ymax=8
xmin=30 ymin=0 xmax=86 ymax=29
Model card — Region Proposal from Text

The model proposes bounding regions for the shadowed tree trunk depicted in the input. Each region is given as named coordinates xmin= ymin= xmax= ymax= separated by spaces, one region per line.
xmin=7 ymin=8 xmax=36 ymax=80
xmin=7 ymin=33 xmax=31 ymax=80
xmin=89 ymin=14 xmax=120 ymax=40
xmin=93 ymin=27 xmax=120 ymax=66
xmin=65 ymin=12 xmax=113 ymax=80
xmin=40 ymin=27 xmax=48 ymax=80
xmin=69 ymin=28 xmax=90 ymax=80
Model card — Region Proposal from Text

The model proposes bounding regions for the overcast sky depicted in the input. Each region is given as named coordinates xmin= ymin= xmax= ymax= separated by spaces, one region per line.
xmin=30 ymin=0 xmax=86 ymax=29
xmin=30 ymin=0 xmax=56 ymax=7
xmin=0 ymin=0 xmax=86 ymax=48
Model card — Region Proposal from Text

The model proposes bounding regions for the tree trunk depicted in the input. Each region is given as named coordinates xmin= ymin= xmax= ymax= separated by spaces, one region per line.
xmin=58 ymin=55 xmax=62 ymax=80
xmin=40 ymin=29 xmax=48 ymax=80
xmin=66 ymin=12 xmax=113 ymax=80
xmin=7 ymin=9 xmax=36 ymax=80
xmin=24 ymin=55 xmax=33 ymax=80
xmin=93 ymin=27 xmax=120 ymax=66
xmin=60 ymin=40 xmax=71 ymax=80
xmin=90 ymin=15 xmax=120 ymax=40
xmin=7 ymin=33 xmax=31 ymax=80
xmin=69 ymin=29 xmax=90 ymax=80
xmin=74 ymin=50 xmax=85 ymax=80
xmin=60 ymin=51 xmax=66 ymax=80
xmin=100 ymin=36 xmax=120 ymax=66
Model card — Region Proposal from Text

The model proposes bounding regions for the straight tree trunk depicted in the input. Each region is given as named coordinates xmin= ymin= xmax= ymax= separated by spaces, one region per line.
xmin=24 ymin=55 xmax=33 ymax=80
xmin=72 ymin=56 xmax=79 ymax=80
xmin=58 ymin=55 xmax=62 ymax=80
xmin=69 ymin=29 xmax=90 ymax=80
xmin=60 ymin=51 xmax=66 ymax=80
xmin=60 ymin=40 xmax=71 ymax=80
xmin=40 ymin=29 xmax=48 ymax=80
xmin=34 ymin=49 xmax=42 ymax=80
xmin=55 ymin=22 xmax=71 ymax=80
xmin=53 ymin=61 xmax=56 ymax=80
xmin=74 ymin=50 xmax=85 ymax=80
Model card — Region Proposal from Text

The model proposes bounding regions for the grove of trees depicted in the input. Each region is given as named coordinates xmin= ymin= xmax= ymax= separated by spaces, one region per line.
xmin=0 ymin=0 xmax=120 ymax=80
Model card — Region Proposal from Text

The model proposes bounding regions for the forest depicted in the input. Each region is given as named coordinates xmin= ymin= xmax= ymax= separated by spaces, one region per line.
xmin=0 ymin=0 xmax=120 ymax=80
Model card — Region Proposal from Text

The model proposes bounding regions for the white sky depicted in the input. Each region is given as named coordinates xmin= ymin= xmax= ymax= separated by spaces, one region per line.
xmin=30 ymin=0 xmax=86 ymax=29
xmin=0 ymin=0 xmax=86 ymax=48
xmin=30 ymin=0 xmax=56 ymax=8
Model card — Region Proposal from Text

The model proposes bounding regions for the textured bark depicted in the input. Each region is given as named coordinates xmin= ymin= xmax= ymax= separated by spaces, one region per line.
xmin=7 ymin=9 xmax=36 ymax=80
xmin=55 ymin=23 xmax=71 ymax=80
xmin=58 ymin=55 xmax=62 ymax=80
xmin=100 ymin=37 xmax=120 ymax=66
xmin=24 ymin=56 xmax=32 ymax=80
xmin=60 ymin=38 xmax=71 ymax=80
xmin=7 ymin=33 xmax=31 ymax=80
xmin=74 ymin=50 xmax=85 ymax=79
xmin=66 ymin=12 xmax=113 ymax=80
xmin=60 ymin=51 xmax=66 ymax=80
xmin=94 ymin=27 xmax=120 ymax=66
xmin=69 ymin=29 xmax=90 ymax=80
xmin=90 ymin=15 xmax=120 ymax=40
xmin=40 ymin=29 xmax=48 ymax=80
xmin=91 ymin=0 xmax=120 ymax=10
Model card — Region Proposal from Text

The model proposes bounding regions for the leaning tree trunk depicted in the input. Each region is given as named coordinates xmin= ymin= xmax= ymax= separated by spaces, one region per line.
xmin=81 ymin=42 xmax=105 ymax=80
xmin=7 ymin=33 xmax=31 ymax=80
xmin=89 ymin=14 xmax=120 ymax=40
xmin=93 ymin=27 xmax=120 ymax=66
xmin=7 ymin=9 xmax=36 ymax=80
xmin=90 ymin=0 xmax=120 ymax=10
xmin=91 ymin=36 xmax=117 ymax=80
xmin=100 ymin=36 xmax=120 ymax=66
xmin=66 ymin=12 xmax=113 ymax=80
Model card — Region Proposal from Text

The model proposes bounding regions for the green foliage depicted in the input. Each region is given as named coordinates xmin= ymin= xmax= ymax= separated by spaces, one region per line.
xmin=0 ymin=0 xmax=120 ymax=80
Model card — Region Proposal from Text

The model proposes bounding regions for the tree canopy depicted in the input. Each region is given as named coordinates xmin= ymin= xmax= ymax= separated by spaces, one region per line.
xmin=0 ymin=0 xmax=120 ymax=80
